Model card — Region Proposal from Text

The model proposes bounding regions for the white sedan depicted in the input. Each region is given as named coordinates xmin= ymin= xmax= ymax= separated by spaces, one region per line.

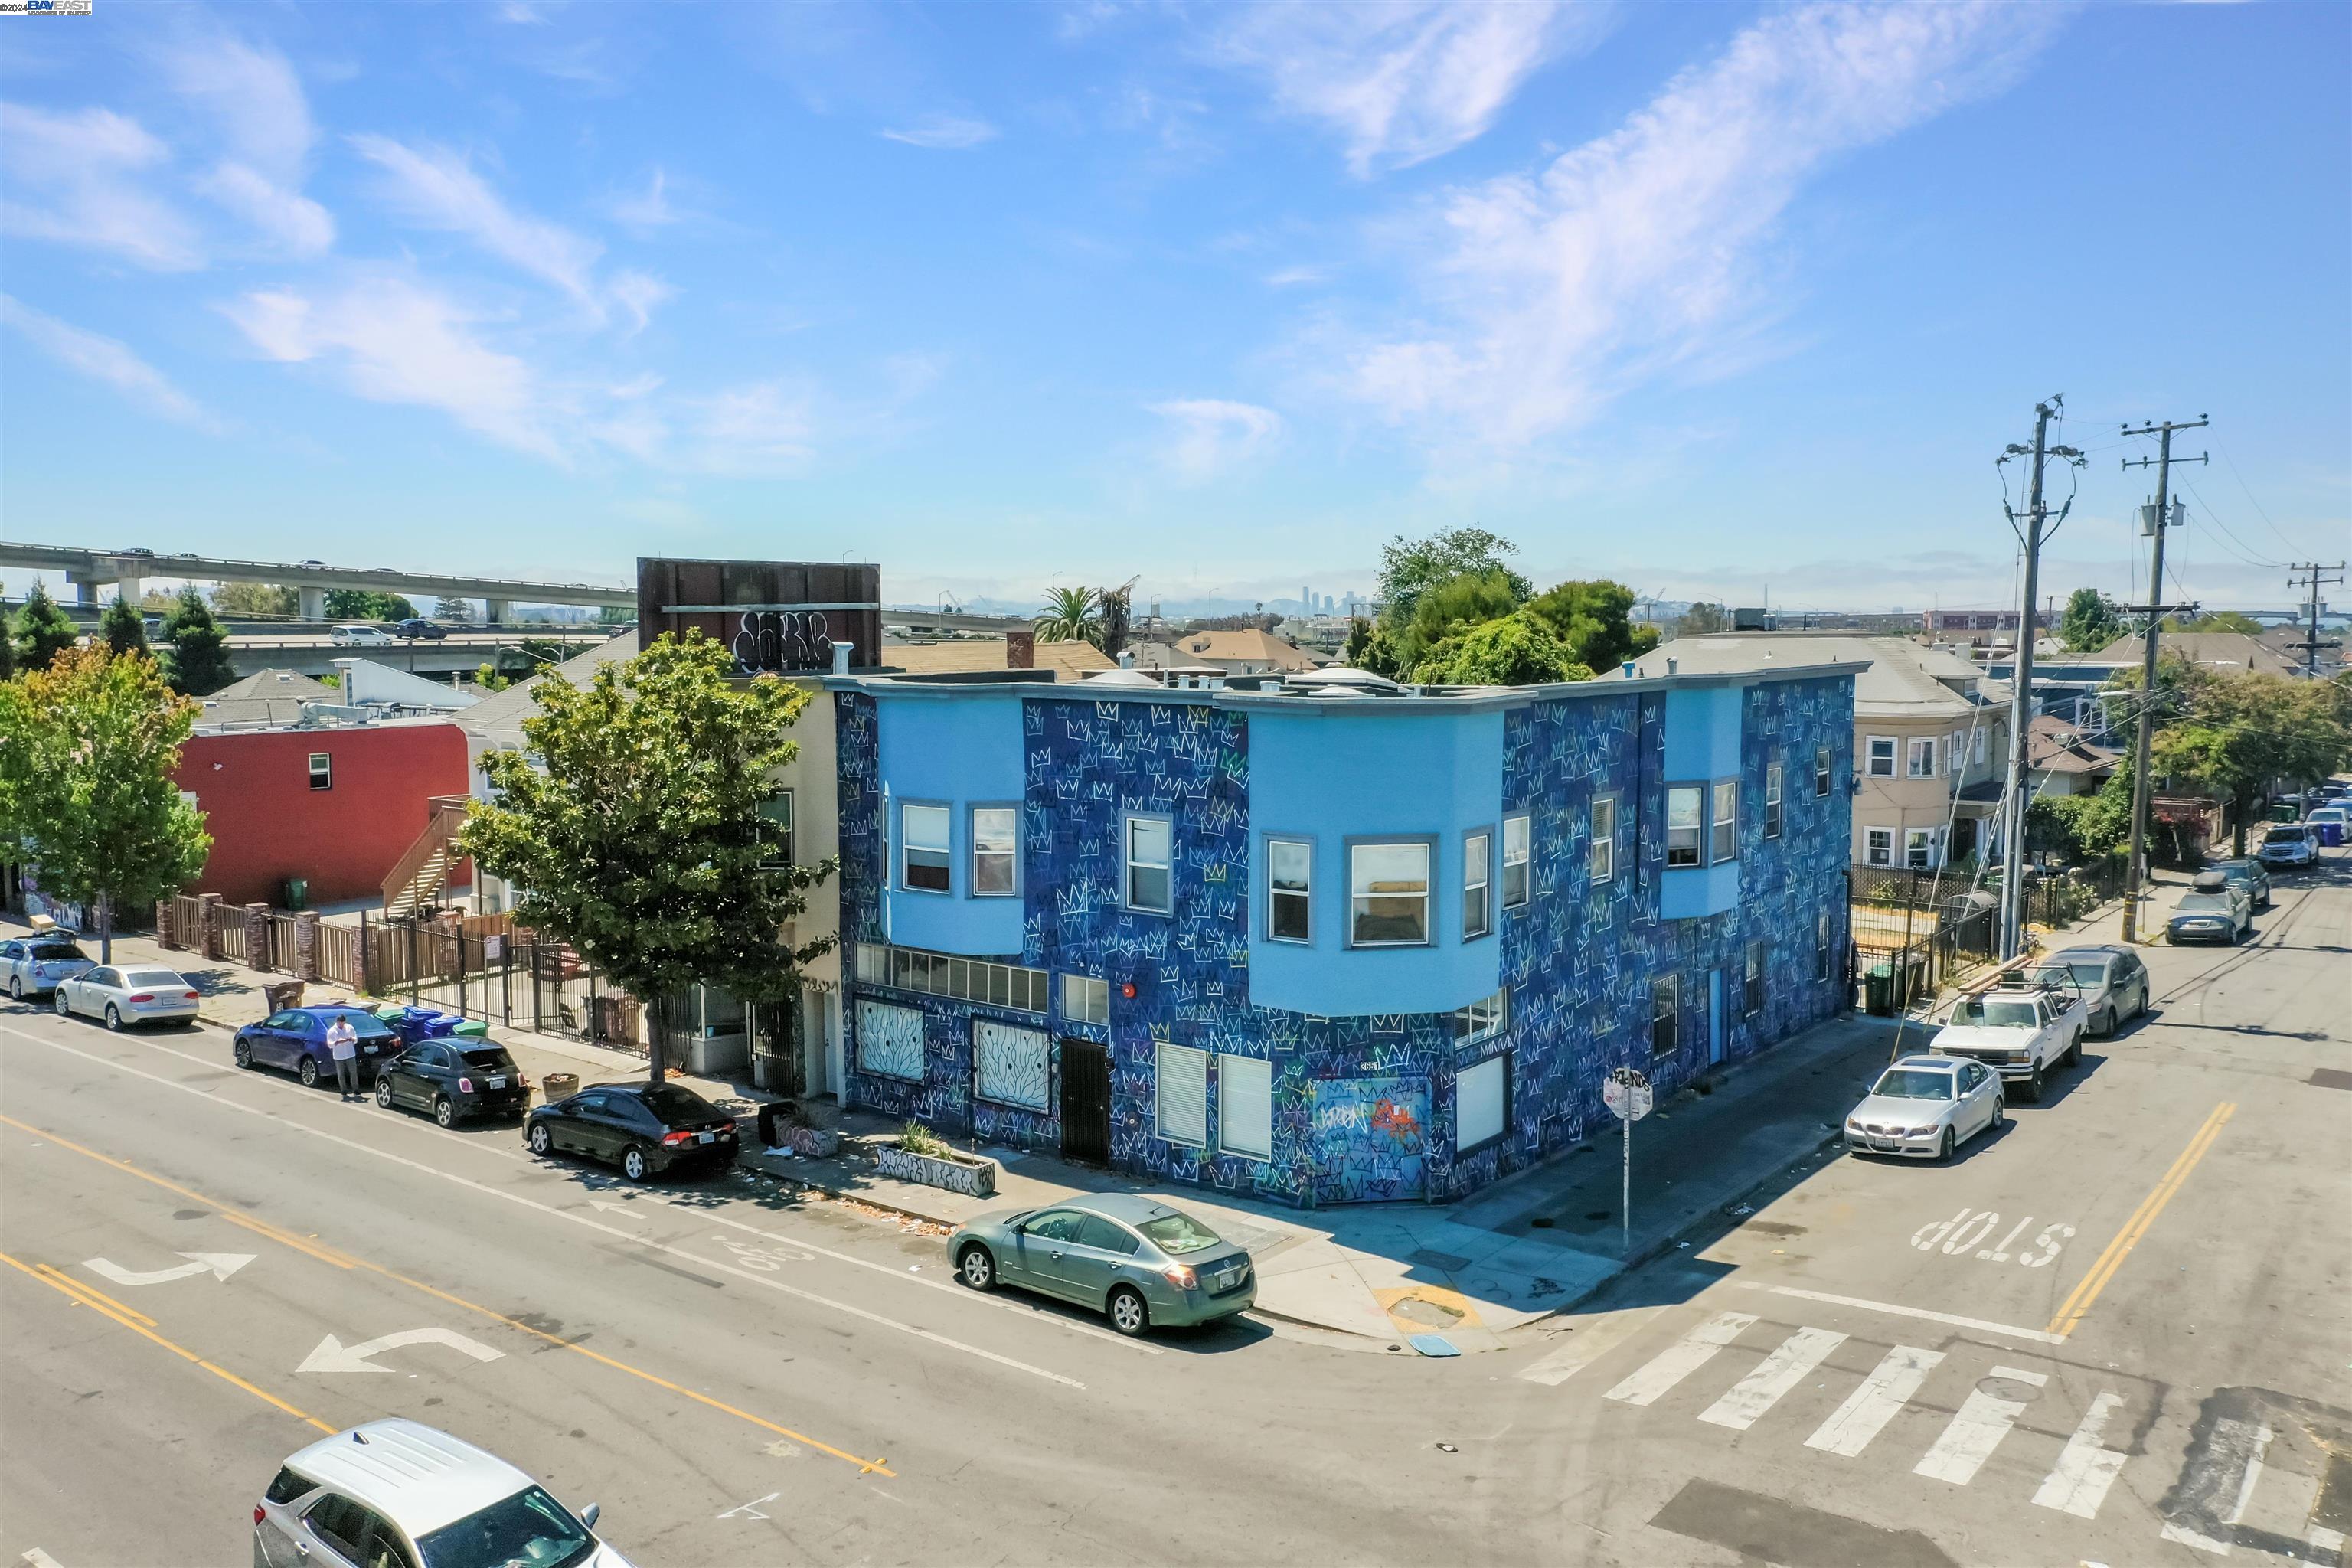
xmin=1 ymin=935 xmax=94 ymax=1000
xmin=52 ymin=963 xmax=201 ymax=1031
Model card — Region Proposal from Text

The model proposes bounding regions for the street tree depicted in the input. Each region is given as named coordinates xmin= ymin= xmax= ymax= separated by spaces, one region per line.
xmin=1410 ymin=612 xmax=1591 ymax=687
xmin=0 ymin=644 xmax=210 ymax=964
xmin=210 ymin=582 xmax=300 ymax=618
xmin=2060 ymin=588 xmax=2125 ymax=652
xmin=1034 ymin=586 xmax=1102 ymax=646
xmin=101 ymin=596 xmax=149 ymax=656
xmin=1671 ymin=601 xmax=1730 ymax=638
xmin=435 ymin=596 xmax=478 ymax=623
xmin=14 ymin=580 xmax=81 ymax=671
xmin=1377 ymin=528 xmax=1531 ymax=629
xmin=459 ymin=632 xmax=836 ymax=1083
xmin=1393 ymin=569 xmax=1522 ymax=672
xmin=1342 ymin=617 xmax=1400 ymax=677
xmin=1524 ymin=578 xmax=1661 ymax=672
xmin=162 ymin=587 xmax=237 ymax=695
xmin=2171 ymin=610 xmax=2265 ymax=635
xmin=2151 ymin=670 xmax=2350 ymax=854
xmin=325 ymin=588 xmax=416 ymax=622
xmin=0 ymin=613 xmax=14 ymax=682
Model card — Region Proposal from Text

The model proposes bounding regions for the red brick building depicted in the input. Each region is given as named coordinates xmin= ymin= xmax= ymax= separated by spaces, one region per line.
xmin=175 ymin=722 xmax=472 ymax=909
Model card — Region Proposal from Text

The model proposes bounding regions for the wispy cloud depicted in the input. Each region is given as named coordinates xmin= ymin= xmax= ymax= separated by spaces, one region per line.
xmin=1347 ymin=2 xmax=2058 ymax=443
xmin=879 ymin=114 xmax=999 ymax=150
xmin=0 ymin=103 xmax=203 ymax=270
xmin=1264 ymin=264 xmax=1325 ymax=288
xmin=694 ymin=381 xmax=817 ymax=475
xmin=604 ymin=168 xmax=677 ymax=234
xmin=1213 ymin=2 xmax=1603 ymax=176
xmin=350 ymin=135 xmax=606 ymax=309
xmin=1 ymin=293 xmax=220 ymax=430
xmin=196 ymin=162 xmax=333 ymax=258
xmin=1149 ymin=398 xmax=1284 ymax=482
xmin=158 ymin=32 xmax=335 ymax=259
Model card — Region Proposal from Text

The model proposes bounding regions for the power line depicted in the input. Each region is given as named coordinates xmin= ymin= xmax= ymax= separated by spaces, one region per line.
xmin=2215 ymin=440 xmax=2304 ymax=557
xmin=2116 ymin=415 xmax=2207 ymax=946
xmin=2177 ymin=477 xmax=2287 ymax=571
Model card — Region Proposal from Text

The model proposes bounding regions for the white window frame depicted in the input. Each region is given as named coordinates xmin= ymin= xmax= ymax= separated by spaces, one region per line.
xmin=1455 ymin=1053 xmax=1506 ymax=1153
xmin=1906 ymin=828 xmax=1936 ymax=870
xmin=1347 ymin=837 xmax=1432 ymax=948
xmin=759 ymin=790 xmax=795 ymax=869
xmin=1815 ymin=745 xmax=1833 ymax=797
xmin=1217 ymin=1053 xmax=1272 ymax=1162
xmin=1710 ymin=779 xmax=1739 ymax=865
xmin=1745 ymin=942 xmax=1766 ymax=1018
xmin=1462 ymin=828 xmax=1492 ymax=941
xmin=1123 ymin=812 xmax=1174 ymax=915
xmin=1949 ymin=731 xmax=1965 ymax=777
xmin=968 ymin=803 xmax=1019 ymax=897
xmin=1666 ymin=784 xmax=1704 ymax=867
xmin=1865 ymin=828 xmax=1894 ymax=867
xmin=1501 ymin=813 xmax=1531 ymax=908
xmin=1815 ymin=907 xmax=1832 ymax=980
xmin=1973 ymin=727 xmax=1988 ymax=767
xmin=1763 ymin=764 xmax=1782 ymax=841
xmin=1866 ymin=737 xmax=1896 ymax=778
xmin=1906 ymin=737 xmax=1937 ymax=779
xmin=1060 ymin=972 xmax=1109 ymax=1027
xmin=1590 ymin=795 xmax=1616 ymax=882
xmin=307 ymin=752 xmax=332 ymax=791
xmin=1155 ymin=1040 xmax=1209 ymax=1148
xmin=900 ymin=800 xmax=952 ymax=894
xmin=1265 ymin=835 xmax=1313 ymax=945
xmin=1651 ymin=975 xmax=1679 ymax=1058
xmin=1451 ymin=987 xmax=1508 ymax=1045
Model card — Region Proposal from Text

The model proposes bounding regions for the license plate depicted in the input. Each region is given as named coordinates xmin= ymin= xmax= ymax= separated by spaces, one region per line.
xmin=1217 ymin=1266 xmax=1243 ymax=1289
xmin=696 ymin=1131 xmax=714 ymax=1144
xmin=364 ymin=1044 xmax=379 ymax=1054
xmin=486 ymin=1076 xmax=506 ymax=1089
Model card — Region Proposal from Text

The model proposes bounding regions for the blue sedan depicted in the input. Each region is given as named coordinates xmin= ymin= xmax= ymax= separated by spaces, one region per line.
xmin=231 ymin=1005 xmax=400 ymax=1089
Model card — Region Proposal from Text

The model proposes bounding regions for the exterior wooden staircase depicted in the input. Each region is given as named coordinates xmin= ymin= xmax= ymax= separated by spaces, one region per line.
xmin=383 ymin=795 xmax=472 ymax=918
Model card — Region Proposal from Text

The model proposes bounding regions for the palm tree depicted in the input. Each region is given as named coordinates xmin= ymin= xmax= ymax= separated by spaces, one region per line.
xmin=1035 ymin=585 xmax=1103 ymax=646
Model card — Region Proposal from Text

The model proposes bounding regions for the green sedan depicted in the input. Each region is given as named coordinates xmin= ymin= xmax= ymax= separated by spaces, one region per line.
xmin=949 ymin=1193 xmax=1256 ymax=1337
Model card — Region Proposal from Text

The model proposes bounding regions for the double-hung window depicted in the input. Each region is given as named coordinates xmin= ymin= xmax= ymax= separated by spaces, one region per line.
xmin=1907 ymin=737 xmax=1936 ymax=779
xmin=759 ymin=792 xmax=795 ymax=868
xmin=1666 ymin=786 xmax=1704 ymax=867
xmin=1060 ymin=973 xmax=1109 ymax=1027
xmin=1156 ymin=1040 xmax=1208 ymax=1146
xmin=1906 ymin=828 xmax=1936 ymax=870
xmin=1710 ymin=780 xmax=1739 ymax=864
xmin=1590 ymin=796 xmax=1616 ymax=882
xmin=1501 ymin=814 xmax=1531 ymax=908
xmin=1866 ymin=737 xmax=1896 ymax=778
xmin=1949 ymin=732 xmax=1965 ymax=777
xmin=1462 ymin=830 xmax=1492 ymax=940
xmin=1266 ymin=838 xmax=1312 ymax=943
xmin=1218 ymin=1054 xmax=1272 ymax=1161
xmin=1865 ymin=828 xmax=1894 ymax=867
xmin=1451 ymin=987 xmax=1508 ymax=1044
xmin=308 ymin=752 xmax=332 ymax=791
xmin=1745 ymin=942 xmax=1766 ymax=1017
xmin=1973 ymin=727 xmax=1988 ymax=768
xmin=1348 ymin=840 xmax=1430 ymax=946
xmin=970 ymin=805 xmax=1018 ymax=897
xmin=1815 ymin=907 xmax=1832 ymax=980
xmin=900 ymin=802 xmax=951 ymax=892
xmin=1125 ymin=814 xmax=1172 ymax=913
xmin=1651 ymin=976 xmax=1679 ymax=1057
xmin=1763 ymin=764 xmax=1783 ymax=840
xmin=1815 ymin=745 xmax=1833 ymax=797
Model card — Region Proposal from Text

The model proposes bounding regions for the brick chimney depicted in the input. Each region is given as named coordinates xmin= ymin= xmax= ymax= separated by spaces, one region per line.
xmin=1005 ymin=629 xmax=1035 ymax=670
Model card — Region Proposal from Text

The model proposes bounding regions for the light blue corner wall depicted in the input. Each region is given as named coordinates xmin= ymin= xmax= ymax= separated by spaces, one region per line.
xmin=1247 ymin=707 xmax=1504 ymax=1014
xmin=875 ymin=691 xmax=1027 ymax=956
xmin=1664 ymin=685 xmax=1742 ymax=779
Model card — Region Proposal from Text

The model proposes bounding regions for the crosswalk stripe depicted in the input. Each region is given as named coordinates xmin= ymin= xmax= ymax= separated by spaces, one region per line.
xmin=1699 ymin=1326 xmax=1847 ymax=1431
xmin=1914 ymin=1364 xmax=2047 ymax=1485
xmin=1603 ymin=1311 xmax=1756 ymax=1407
xmin=1516 ymin=1305 xmax=1671 ymax=1387
xmin=2161 ymin=1420 xmax=2275 ymax=1556
xmin=2034 ymin=1391 xmax=2131 ymax=1518
xmin=1805 ymin=1344 xmax=1944 ymax=1458
xmin=2308 ymin=1525 xmax=2345 ymax=1562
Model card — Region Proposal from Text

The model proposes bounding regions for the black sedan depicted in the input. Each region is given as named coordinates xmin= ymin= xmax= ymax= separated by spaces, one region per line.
xmin=525 ymin=1082 xmax=739 ymax=1181
xmin=393 ymin=617 xmax=449 ymax=640
xmin=374 ymin=1039 xmax=531 ymax=1126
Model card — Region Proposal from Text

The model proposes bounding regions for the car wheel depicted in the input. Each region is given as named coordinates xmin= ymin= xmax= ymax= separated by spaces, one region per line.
xmin=104 ymin=1004 xmax=123 ymax=1032
xmin=374 ymin=1078 xmax=395 ymax=1109
xmin=434 ymin=1096 xmax=456 ymax=1129
xmin=6 ymin=977 xmax=19 ymax=1001
xmin=622 ymin=1145 xmax=650 ymax=1182
xmin=528 ymin=1122 xmax=552 ymax=1156
xmin=54 ymin=989 xmax=71 ymax=1017
xmin=297 ymin=1055 xmax=321 ymax=1088
xmin=234 ymin=1038 xmax=254 ymax=1070
xmin=1106 ymin=1285 xmax=1150 ymax=1338
xmin=1990 ymin=1098 xmax=2006 ymax=1132
xmin=2022 ymin=1064 xmax=2043 ymax=1104
xmin=2065 ymin=1033 xmax=2082 ymax=1069
xmin=958 ymin=1245 xmax=997 ymax=1292
xmin=1936 ymin=1128 xmax=1956 ymax=1163
xmin=2092 ymin=1006 xmax=2111 ymax=1040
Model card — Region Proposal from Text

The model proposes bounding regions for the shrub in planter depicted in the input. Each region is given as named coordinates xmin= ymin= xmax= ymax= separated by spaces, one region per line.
xmin=875 ymin=1134 xmax=995 ymax=1198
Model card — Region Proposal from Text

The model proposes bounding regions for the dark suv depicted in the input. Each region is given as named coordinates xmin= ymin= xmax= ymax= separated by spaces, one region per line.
xmin=393 ymin=617 xmax=448 ymax=640
xmin=525 ymin=1082 xmax=739 ymax=1181
xmin=234 ymin=1006 xmax=399 ymax=1088
xmin=374 ymin=1039 xmax=530 ymax=1126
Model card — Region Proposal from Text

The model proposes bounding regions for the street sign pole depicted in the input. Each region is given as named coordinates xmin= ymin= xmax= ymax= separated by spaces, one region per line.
xmin=1604 ymin=1067 xmax=1652 ymax=1258
xmin=1622 ymin=1111 xmax=1632 ymax=1256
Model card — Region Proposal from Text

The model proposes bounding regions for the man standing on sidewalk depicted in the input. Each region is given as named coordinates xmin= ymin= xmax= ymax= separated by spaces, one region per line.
xmin=326 ymin=1013 xmax=361 ymax=1101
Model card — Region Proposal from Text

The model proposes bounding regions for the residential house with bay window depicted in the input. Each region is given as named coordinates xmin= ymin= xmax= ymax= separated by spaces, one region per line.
xmin=1635 ymin=635 xmax=2009 ymax=874
xmin=829 ymin=658 xmax=1857 ymax=1207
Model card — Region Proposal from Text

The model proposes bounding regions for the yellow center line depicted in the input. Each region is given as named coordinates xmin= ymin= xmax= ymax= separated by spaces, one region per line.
xmin=2046 ymin=1101 xmax=2235 ymax=1338
xmin=31 ymin=1262 xmax=158 ymax=1327
xmin=0 ymin=1110 xmax=897 ymax=1478
xmin=2 ymin=1249 xmax=336 ymax=1435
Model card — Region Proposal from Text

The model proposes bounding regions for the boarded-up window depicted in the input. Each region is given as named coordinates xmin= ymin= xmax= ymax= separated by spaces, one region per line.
xmin=1458 ymin=1054 xmax=1505 ymax=1151
xmin=974 ymin=1019 xmax=1050 ymax=1111
xmin=1219 ymin=1054 xmax=1272 ymax=1161
xmin=1156 ymin=1041 xmax=1208 ymax=1147
xmin=856 ymin=1001 xmax=925 ymax=1082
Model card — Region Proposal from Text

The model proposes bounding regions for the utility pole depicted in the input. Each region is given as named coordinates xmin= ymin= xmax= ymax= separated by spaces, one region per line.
xmin=1996 ymin=399 xmax=2083 ymax=959
xmin=2285 ymin=562 xmax=2345 ymax=678
xmin=2116 ymin=417 xmax=2209 ymax=945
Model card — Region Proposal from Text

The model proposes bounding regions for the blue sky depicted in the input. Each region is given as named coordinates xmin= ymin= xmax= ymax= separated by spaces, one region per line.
xmin=2 ymin=1 xmax=2346 ymax=616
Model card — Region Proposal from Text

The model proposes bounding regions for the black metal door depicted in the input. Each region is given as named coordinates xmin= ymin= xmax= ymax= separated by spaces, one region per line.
xmin=1060 ymin=1039 xmax=1111 ymax=1166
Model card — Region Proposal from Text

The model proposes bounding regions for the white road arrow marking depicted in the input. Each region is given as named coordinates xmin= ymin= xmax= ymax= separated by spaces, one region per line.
xmin=82 ymin=1253 xmax=255 ymax=1287
xmin=299 ymin=1328 xmax=505 ymax=1374
xmin=717 ymin=1492 xmax=779 ymax=1521
xmin=588 ymin=1201 xmax=640 ymax=1217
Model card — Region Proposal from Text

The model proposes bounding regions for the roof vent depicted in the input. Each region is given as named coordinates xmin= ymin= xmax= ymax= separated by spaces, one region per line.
xmin=831 ymin=641 xmax=854 ymax=675
xmin=1621 ymin=660 xmax=1634 ymax=678
xmin=1666 ymin=656 xmax=1679 ymax=676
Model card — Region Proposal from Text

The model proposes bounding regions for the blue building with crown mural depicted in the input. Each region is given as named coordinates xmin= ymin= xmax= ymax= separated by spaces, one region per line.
xmin=828 ymin=658 xmax=1857 ymax=1207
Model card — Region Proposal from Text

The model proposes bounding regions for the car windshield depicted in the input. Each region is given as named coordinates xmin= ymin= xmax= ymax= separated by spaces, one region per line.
xmin=462 ymin=1048 xmax=518 ymax=1072
xmin=637 ymin=1084 xmax=716 ymax=1124
xmin=322 ymin=1011 xmax=395 ymax=1037
xmin=31 ymin=944 xmax=86 ymax=961
xmin=1138 ymin=1212 xmax=1224 ymax=1255
xmin=2038 ymin=962 xmax=2107 ymax=988
xmin=2175 ymin=893 xmax=2235 ymax=913
xmin=1956 ymin=998 xmax=2037 ymax=1028
xmin=121 ymin=969 xmax=184 ymax=987
xmin=416 ymin=1485 xmax=594 ymax=1568
xmin=1873 ymin=1070 xmax=1955 ymax=1100
xmin=2265 ymin=827 xmax=2306 ymax=843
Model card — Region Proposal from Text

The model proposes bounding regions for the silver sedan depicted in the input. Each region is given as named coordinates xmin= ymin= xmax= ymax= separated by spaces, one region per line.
xmin=1844 ymin=1054 xmax=2004 ymax=1161
xmin=1 ymin=935 xmax=93 ymax=1000
xmin=52 ymin=963 xmax=201 ymax=1031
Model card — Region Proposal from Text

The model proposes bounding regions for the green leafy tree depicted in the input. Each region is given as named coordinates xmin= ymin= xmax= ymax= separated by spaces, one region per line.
xmin=325 ymin=589 xmax=416 ymax=622
xmin=210 ymin=582 xmax=300 ymax=617
xmin=598 ymin=604 xmax=636 ymax=626
xmin=2044 ymin=756 xmax=2137 ymax=860
xmin=1524 ymin=578 xmax=1662 ymax=673
xmin=161 ymin=586 xmax=237 ymax=695
xmin=1034 ymin=585 xmax=1103 ymax=646
xmin=1393 ymin=569 xmax=1522 ymax=672
xmin=2151 ymin=669 xmax=2350 ymax=854
xmin=2171 ymin=610 xmax=2265 ymax=635
xmin=459 ymin=631 xmax=836 ymax=1083
xmin=434 ymin=596 xmax=478 ymax=623
xmin=14 ymin=580 xmax=82 ymax=672
xmin=101 ymin=596 xmax=149 ymax=657
xmin=0 ymin=644 xmax=211 ymax=964
xmin=1341 ymin=616 xmax=1399 ymax=677
xmin=474 ymin=662 xmax=516 ymax=692
xmin=1671 ymin=601 xmax=1730 ymax=638
xmin=1410 ymin=612 xmax=1592 ymax=687
xmin=1376 ymin=528 xmax=1530 ymax=629
xmin=2060 ymin=588 xmax=2126 ymax=652
xmin=0 ymin=616 xmax=13 ymax=682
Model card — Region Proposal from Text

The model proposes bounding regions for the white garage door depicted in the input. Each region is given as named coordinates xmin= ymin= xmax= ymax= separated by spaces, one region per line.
xmin=1456 ymin=1054 xmax=1504 ymax=1151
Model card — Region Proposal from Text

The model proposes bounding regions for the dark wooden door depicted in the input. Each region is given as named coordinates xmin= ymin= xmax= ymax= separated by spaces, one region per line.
xmin=1060 ymin=1040 xmax=1111 ymax=1166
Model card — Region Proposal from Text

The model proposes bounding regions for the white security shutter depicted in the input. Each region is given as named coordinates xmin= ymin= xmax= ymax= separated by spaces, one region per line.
xmin=974 ymin=1019 xmax=1050 ymax=1110
xmin=1156 ymin=1041 xmax=1208 ymax=1147
xmin=856 ymin=1001 xmax=926 ymax=1082
xmin=1457 ymin=1055 xmax=1504 ymax=1151
xmin=1218 ymin=1054 xmax=1272 ymax=1161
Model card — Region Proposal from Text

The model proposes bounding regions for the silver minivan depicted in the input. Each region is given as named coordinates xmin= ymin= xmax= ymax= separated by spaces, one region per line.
xmin=255 ymin=1419 xmax=631 ymax=1568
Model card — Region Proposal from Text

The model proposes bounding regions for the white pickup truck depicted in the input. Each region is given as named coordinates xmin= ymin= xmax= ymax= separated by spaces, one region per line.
xmin=1926 ymin=982 xmax=2086 ymax=1103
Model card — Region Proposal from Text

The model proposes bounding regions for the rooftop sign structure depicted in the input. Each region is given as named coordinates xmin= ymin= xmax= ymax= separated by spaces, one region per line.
xmin=636 ymin=557 xmax=884 ymax=675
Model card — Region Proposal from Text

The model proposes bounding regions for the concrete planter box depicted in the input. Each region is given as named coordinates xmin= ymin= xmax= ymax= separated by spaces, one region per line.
xmin=875 ymin=1142 xmax=996 ymax=1198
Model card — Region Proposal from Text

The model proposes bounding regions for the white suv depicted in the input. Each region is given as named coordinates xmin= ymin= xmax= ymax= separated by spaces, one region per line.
xmin=331 ymin=623 xmax=396 ymax=646
xmin=254 ymin=1419 xmax=632 ymax=1568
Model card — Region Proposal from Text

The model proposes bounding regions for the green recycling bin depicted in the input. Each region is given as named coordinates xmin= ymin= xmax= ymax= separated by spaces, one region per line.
xmin=282 ymin=877 xmax=309 ymax=910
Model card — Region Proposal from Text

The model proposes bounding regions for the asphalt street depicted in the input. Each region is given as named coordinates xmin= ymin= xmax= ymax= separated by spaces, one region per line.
xmin=2 ymin=858 xmax=2347 ymax=1566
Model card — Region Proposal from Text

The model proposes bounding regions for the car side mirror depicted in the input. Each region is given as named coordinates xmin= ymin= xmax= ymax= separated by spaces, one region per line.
xmin=580 ymin=1502 xmax=599 ymax=1529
